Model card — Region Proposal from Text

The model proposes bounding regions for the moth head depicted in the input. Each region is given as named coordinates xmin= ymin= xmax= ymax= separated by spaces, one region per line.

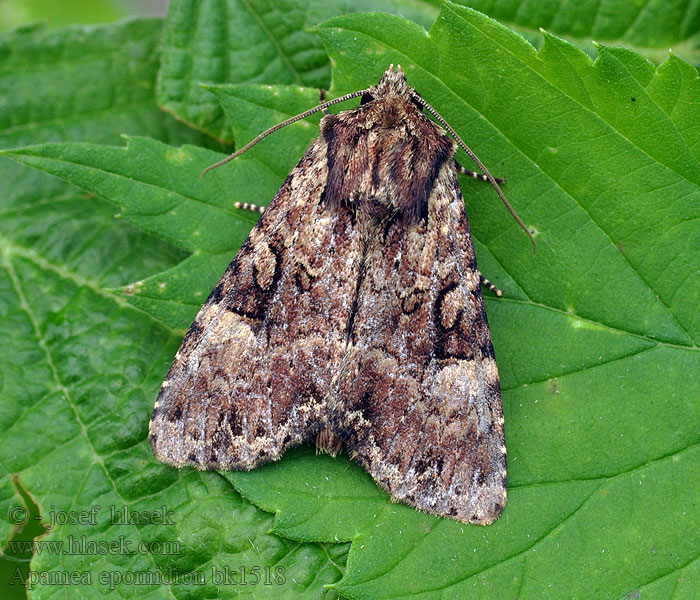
xmin=361 ymin=64 xmax=426 ymax=120
xmin=368 ymin=64 xmax=414 ymax=103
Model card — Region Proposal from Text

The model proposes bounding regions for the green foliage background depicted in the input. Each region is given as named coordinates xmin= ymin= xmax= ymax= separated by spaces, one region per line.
xmin=0 ymin=1 xmax=698 ymax=598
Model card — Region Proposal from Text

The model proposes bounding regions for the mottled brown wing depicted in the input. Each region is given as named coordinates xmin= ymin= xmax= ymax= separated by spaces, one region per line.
xmin=330 ymin=162 xmax=507 ymax=525
xmin=150 ymin=139 xmax=362 ymax=470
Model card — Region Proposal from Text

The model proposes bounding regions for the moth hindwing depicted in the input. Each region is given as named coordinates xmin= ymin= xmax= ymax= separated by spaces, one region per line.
xmin=150 ymin=66 xmax=508 ymax=525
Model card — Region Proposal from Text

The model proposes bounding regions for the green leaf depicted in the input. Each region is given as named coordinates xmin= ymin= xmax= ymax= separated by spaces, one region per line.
xmin=0 ymin=17 xmax=226 ymax=330
xmin=0 ymin=19 xmax=347 ymax=599
xmin=463 ymin=0 xmax=700 ymax=68
xmin=3 ymin=3 xmax=700 ymax=599
xmin=157 ymin=0 xmax=439 ymax=141
xmin=0 ymin=19 xmax=223 ymax=208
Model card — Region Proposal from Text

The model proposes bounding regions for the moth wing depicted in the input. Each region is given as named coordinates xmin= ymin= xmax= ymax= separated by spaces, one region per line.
xmin=332 ymin=163 xmax=506 ymax=524
xmin=150 ymin=140 xmax=362 ymax=470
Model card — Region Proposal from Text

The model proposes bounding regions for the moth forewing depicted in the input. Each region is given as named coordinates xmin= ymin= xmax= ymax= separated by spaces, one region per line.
xmin=150 ymin=65 xmax=510 ymax=525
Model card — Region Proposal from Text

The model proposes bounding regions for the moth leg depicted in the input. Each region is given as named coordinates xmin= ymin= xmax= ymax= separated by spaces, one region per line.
xmin=233 ymin=201 xmax=266 ymax=214
xmin=480 ymin=274 xmax=502 ymax=297
xmin=319 ymin=88 xmax=329 ymax=116
xmin=455 ymin=160 xmax=505 ymax=185
xmin=455 ymin=158 xmax=504 ymax=296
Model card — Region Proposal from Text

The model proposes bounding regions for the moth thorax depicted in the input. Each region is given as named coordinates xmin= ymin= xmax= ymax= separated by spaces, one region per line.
xmin=322 ymin=97 xmax=454 ymax=224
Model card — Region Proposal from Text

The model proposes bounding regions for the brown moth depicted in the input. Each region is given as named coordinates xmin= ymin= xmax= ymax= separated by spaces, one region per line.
xmin=150 ymin=65 xmax=531 ymax=525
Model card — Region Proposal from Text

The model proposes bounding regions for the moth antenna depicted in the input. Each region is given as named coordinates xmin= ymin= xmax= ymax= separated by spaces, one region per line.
xmin=411 ymin=92 xmax=536 ymax=254
xmin=200 ymin=88 xmax=370 ymax=179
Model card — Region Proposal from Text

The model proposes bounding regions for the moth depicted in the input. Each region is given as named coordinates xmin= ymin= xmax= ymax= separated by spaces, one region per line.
xmin=150 ymin=65 xmax=532 ymax=525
